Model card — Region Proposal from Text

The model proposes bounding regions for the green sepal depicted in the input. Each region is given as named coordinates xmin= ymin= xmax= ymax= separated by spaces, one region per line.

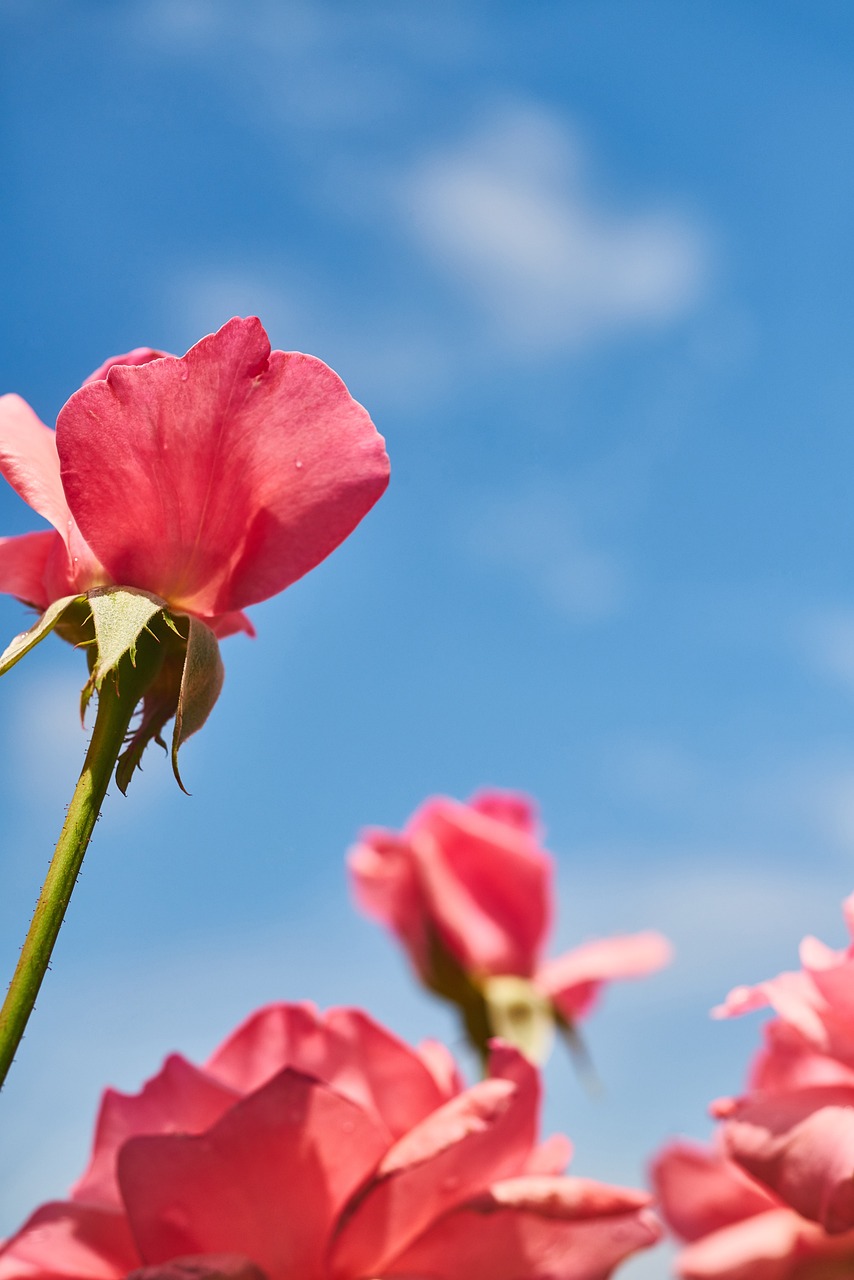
xmin=115 ymin=613 xmax=224 ymax=796
xmin=554 ymin=1010 xmax=602 ymax=1095
xmin=87 ymin=587 xmax=167 ymax=688
xmin=0 ymin=595 xmax=85 ymax=677
xmin=171 ymin=616 xmax=224 ymax=794
xmin=481 ymin=974 xmax=555 ymax=1065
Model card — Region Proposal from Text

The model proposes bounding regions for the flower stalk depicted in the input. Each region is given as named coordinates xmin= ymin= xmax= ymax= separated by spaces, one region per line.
xmin=0 ymin=637 xmax=162 ymax=1089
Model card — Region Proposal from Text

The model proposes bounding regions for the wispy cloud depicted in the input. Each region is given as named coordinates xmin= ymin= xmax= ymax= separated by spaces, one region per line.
xmin=801 ymin=608 xmax=854 ymax=691
xmin=404 ymin=103 xmax=710 ymax=355
xmin=466 ymin=482 xmax=626 ymax=622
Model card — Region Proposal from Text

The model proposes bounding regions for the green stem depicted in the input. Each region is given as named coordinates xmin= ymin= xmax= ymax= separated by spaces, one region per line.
xmin=0 ymin=651 xmax=155 ymax=1090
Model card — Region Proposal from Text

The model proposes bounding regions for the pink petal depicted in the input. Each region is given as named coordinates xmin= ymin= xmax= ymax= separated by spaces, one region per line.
xmin=329 ymin=1052 xmax=537 ymax=1277
xmin=0 ymin=531 xmax=58 ymax=608
xmin=675 ymin=1208 xmax=813 ymax=1280
xmin=712 ymin=972 xmax=830 ymax=1050
xmin=119 ymin=1067 xmax=388 ymax=1280
xmin=57 ymin=317 xmax=389 ymax=617
xmin=126 ymin=1256 xmax=266 ymax=1280
xmin=83 ymin=349 xmax=169 ymax=385
xmin=0 ymin=395 xmax=71 ymax=536
xmin=748 ymin=1024 xmax=854 ymax=1094
xmin=205 ymin=1003 xmax=449 ymax=1140
xmin=72 ymin=1055 xmax=239 ymax=1208
xmin=468 ymin=790 xmax=541 ymax=838
xmin=347 ymin=832 xmax=431 ymax=976
xmin=415 ymin=1039 xmax=465 ymax=1101
xmin=0 ymin=1202 xmax=138 ymax=1280
xmin=722 ymin=1085 xmax=854 ymax=1232
xmin=537 ymin=932 xmax=672 ymax=1021
xmin=650 ymin=1141 xmax=778 ymax=1243
xmin=381 ymin=1177 xmax=660 ymax=1280
xmin=523 ymin=1134 xmax=574 ymax=1176
xmin=409 ymin=796 xmax=552 ymax=976
xmin=207 ymin=612 xmax=255 ymax=640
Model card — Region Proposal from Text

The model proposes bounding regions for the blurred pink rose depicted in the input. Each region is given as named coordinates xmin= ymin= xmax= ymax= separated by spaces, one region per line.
xmin=651 ymin=1139 xmax=854 ymax=1279
xmin=0 ymin=1003 xmax=660 ymax=1280
xmin=0 ymin=316 xmax=389 ymax=637
xmin=710 ymin=895 xmax=854 ymax=1235
xmin=348 ymin=790 xmax=671 ymax=1058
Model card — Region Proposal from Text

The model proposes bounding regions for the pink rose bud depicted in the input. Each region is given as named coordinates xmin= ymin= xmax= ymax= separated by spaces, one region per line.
xmin=349 ymin=789 xmax=671 ymax=1063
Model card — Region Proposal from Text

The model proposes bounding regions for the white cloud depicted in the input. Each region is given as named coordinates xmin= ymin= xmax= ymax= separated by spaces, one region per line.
xmin=404 ymin=103 xmax=709 ymax=354
xmin=467 ymin=483 xmax=625 ymax=622
xmin=165 ymin=264 xmax=457 ymax=413
xmin=168 ymin=267 xmax=301 ymax=354
xmin=802 ymin=608 xmax=854 ymax=691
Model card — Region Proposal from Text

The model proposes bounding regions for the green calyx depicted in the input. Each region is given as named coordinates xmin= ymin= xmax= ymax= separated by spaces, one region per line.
xmin=0 ymin=587 xmax=224 ymax=794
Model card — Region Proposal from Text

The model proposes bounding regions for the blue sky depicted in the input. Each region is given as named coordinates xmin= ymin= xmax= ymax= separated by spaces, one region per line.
xmin=3 ymin=3 xmax=854 ymax=1274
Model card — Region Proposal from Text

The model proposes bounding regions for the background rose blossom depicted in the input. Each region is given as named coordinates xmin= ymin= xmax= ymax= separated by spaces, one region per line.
xmin=712 ymin=895 xmax=854 ymax=1236
xmin=349 ymin=790 xmax=671 ymax=1058
xmin=651 ymin=1139 xmax=854 ymax=1279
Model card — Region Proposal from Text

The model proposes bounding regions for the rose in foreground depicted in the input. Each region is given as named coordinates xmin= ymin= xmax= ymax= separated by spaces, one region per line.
xmin=651 ymin=1139 xmax=854 ymax=1279
xmin=349 ymin=790 xmax=671 ymax=1060
xmin=0 ymin=1003 xmax=660 ymax=1280
xmin=0 ymin=316 xmax=389 ymax=784
xmin=712 ymin=894 xmax=854 ymax=1235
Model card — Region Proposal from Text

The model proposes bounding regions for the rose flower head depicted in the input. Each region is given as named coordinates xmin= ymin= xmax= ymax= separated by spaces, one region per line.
xmin=651 ymin=1138 xmax=854 ymax=1279
xmin=0 ymin=1002 xmax=661 ymax=1280
xmin=348 ymin=789 xmax=671 ymax=1063
xmin=0 ymin=317 xmax=389 ymax=789
xmin=709 ymin=893 xmax=854 ymax=1238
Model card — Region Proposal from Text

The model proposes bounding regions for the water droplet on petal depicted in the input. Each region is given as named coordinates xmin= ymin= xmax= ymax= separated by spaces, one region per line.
xmin=295 ymin=460 xmax=303 ymax=469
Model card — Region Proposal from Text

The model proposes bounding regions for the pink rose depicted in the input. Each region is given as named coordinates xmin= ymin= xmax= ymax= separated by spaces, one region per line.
xmin=712 ymin=895 xmax=854 ymax=1235
xmin=0 ymin=1004 xmax=660 ymax=1280
xmin=0 ymin=316 xmax=389 ymax=637
xmin=651 ymin=1139 xmax=854 ymax=1279
xmin=0 ymin=317 xmax=390 ymax=782
xmin=348 ymin=790 xmax=671 ymax=1059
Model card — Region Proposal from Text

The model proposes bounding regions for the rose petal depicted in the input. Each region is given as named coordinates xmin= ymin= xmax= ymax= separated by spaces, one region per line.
xmin=381 ymin=1177 xmax=660 ymax=1280
xmin=0 ymin=1202 xmax=138 ymax=1280
xmin=675 ymin=1207 xmax=850 ymax=1280
xmin=0 ymin=395 xmax=71 ymax=536
xmin=205 ymin=1003 xmax=449 ymax=1140
xmin=523 ymin=1134 xmax=574 ymax=1176
xmin=468 ymin=790 xmax=541 ymax=838
xmin=72 ymin=1054 xmax=239 ymax=1208
xmin=409 ymin=796 xmax=552 ymax=976
xmin=329 ymin=1048 xmax=537 ymax=1277
xmin=57 ymin=317 xmax=389 ymax=617
xmin=722 ymin=1085 xmax=854 ymax=1232
xmin=347 ymin=832 xmax=430 ymax=974
xmin=650 ymin=1141 xmax=778 ymax=1244
xmin=537 ymin=931 xmax=672 ymax=1020
xmin=0 ymin=531 xmax=58 ymax=608
xmin=119 ymin=1067 xmax=389 ymax=1280
xmin=83 ymin=349 xmax=169 ymax=385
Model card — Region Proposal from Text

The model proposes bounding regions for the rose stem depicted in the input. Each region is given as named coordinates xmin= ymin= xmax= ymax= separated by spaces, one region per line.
xmin=0 ymin=646 xmax=157 ymax=1090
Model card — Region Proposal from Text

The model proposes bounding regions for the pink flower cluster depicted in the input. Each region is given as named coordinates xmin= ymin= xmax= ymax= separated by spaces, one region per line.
xmin=653 ymin=893 xmax=854 ymax=1278
xmin=0 ymin=322 xmax=673 ymax=1280
xmin=0 ymin=1005 xmax=660 ymax=1280
xmin=350 ymin=790 xmax=671 ymax=1058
